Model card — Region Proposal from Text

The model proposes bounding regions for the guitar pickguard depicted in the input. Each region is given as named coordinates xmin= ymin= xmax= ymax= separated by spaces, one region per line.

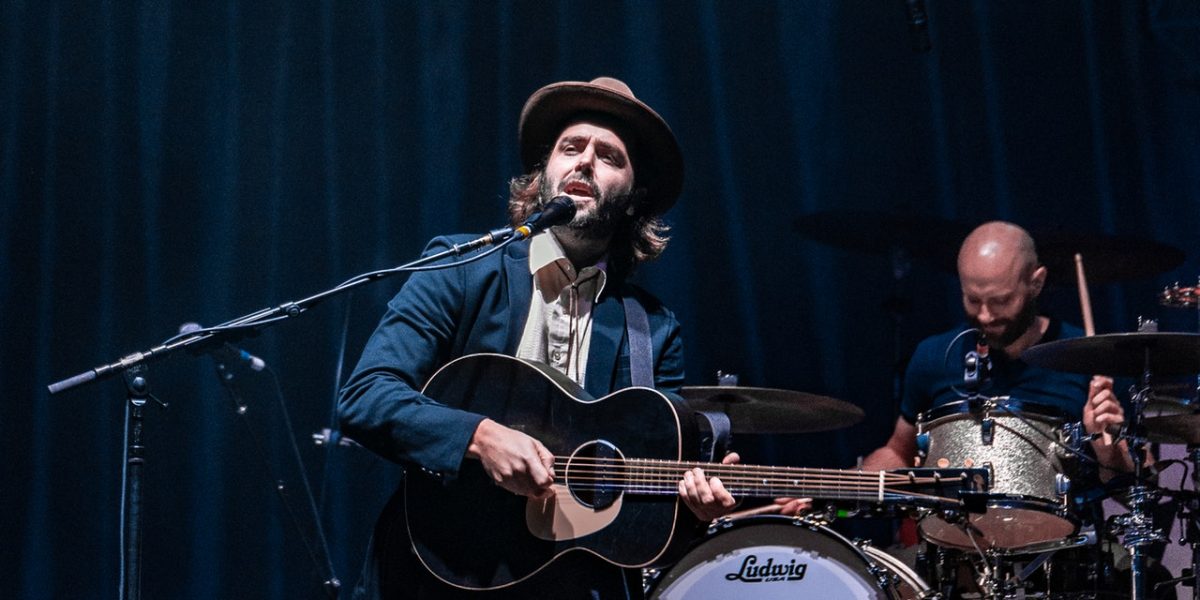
xmin=526 ymin=485 xmax=623 ymax=541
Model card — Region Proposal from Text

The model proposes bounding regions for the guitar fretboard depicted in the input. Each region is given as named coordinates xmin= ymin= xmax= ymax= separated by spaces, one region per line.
xmin=552 ymin=456 xmax=955 ymax=504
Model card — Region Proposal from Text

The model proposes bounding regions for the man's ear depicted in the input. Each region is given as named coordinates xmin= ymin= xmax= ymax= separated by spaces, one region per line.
xmin=1030 ymin=265 xmax=1048 ymax=296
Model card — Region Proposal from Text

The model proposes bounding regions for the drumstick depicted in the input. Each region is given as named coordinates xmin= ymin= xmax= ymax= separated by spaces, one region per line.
xmin=713 ymin=499 xmax=813 ymax=524
xmin=1074 ymin=253 xmax=1111 ymax=444
xmin=1074 ymin=253 xmax=1095 ymax=337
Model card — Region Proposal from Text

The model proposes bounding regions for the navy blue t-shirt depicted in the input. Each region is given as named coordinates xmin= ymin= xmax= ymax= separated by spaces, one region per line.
xmin=900 ymin=318 xmax=1091 ymax=424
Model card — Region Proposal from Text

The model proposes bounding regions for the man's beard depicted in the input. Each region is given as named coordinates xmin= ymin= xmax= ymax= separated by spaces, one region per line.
xmin=971 ymin=295 xmax=1040 ymax=350
xmin=538 ymin=174 xmax=632 ymax=240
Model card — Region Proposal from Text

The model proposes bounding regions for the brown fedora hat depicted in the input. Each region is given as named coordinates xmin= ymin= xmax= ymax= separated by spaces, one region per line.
xmin=518 ymin=77 xmax=683 ymax=216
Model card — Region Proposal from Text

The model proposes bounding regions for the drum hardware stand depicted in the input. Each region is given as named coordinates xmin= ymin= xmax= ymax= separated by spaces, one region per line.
xmin=1112 ymin=347 xmax=1167 ymax=600
xmin=1155 ymin=446 xmax=1200 ymax=599
xmin=1191 ymin=445 xmax=1200 ymax=600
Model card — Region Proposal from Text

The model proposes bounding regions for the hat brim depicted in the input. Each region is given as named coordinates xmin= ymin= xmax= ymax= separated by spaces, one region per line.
xmin=519 ymin=81 xmax=683 ymax=216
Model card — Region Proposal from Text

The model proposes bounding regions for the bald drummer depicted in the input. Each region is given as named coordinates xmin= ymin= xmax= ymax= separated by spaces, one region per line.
xmin=863 ymin=221 xmax=1136 ymax=477
xmin=776 ymin=221 xmax=1139 ymax=518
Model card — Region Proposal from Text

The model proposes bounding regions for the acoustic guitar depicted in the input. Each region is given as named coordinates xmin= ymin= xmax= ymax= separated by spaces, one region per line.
xmin=406 ymin=353 xmax=983 ymax=590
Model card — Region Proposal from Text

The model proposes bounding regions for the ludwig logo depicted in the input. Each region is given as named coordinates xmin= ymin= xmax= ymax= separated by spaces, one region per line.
xmin=724 ymin=555 xmax=808 ymax=583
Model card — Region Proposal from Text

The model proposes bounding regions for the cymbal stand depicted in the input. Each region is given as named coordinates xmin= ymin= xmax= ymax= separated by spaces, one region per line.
xmin=1154 ymin=448 xmax=1200 ymax=599
xmin=1172 ymin=445 xmax=1200 ymax=600
xmin=1112 ymin=347 xmax=1166 ymax=600
xmin=1185 ymin=445 xmax=1200 ymax=600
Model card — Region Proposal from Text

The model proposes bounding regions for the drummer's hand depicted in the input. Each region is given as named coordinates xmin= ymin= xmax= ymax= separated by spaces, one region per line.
xmin=1083 ymin=375 xmax=1123 ymax=444
xmin=773 ymin=497 xmax=813 ymax=516
xmin=679 ymin=452 xmax=739 ymax=521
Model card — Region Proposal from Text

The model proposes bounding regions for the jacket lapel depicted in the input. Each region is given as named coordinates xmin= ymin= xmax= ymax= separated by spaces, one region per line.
xmin=503 ymin=244 xmax=533 ymax=354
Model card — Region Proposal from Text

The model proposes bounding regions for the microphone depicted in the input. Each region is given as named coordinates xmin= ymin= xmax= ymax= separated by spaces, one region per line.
xmin=179 ymin=322 xmax=267 ymax=372
xmin=514 ymin=195 xmax=578 ymax=239
xmin=450 ymin=196 xmax=578 ymax=254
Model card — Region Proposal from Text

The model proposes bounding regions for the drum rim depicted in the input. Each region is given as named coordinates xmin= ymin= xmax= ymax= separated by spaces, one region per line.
xmin=649 ymin=515 xmax=893 ymax=598
xmin=860 ymin=545 xmax=931 ymax=593
xmin=919 ymin=396 xmax=1070 ymax=424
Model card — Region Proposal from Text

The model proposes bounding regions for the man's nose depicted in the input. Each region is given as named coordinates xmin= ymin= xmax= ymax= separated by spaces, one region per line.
xmin=573 ymin=147 xmax=595 ymax=173
xmin=977 ymin=305 xmax=994 ymax=324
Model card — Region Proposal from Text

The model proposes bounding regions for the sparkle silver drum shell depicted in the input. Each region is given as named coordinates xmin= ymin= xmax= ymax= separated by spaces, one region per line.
xmin=646 ymin=516 xmax=929 ymax=600
xmin=916 ymin=397 xmax=1078 ymax=550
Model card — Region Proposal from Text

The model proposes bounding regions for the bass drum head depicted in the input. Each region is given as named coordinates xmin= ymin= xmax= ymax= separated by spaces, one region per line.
xmin=647 ymin=516 xmax=900 ymax=600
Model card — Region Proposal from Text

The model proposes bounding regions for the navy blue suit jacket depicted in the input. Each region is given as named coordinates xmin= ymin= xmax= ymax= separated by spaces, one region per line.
xmin=337 ymin=234 xmax=685 ymax=599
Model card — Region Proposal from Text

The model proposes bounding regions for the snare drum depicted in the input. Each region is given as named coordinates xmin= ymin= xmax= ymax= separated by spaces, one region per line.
xmin=646 ymin=516 xmax=930 ymax=599
xmin=917 ymin=397 xmax=1078 ymax=550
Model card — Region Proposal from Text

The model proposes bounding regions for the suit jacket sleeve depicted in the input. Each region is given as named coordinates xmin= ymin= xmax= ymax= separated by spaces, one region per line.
xmin=337 ymin=236 xmax=487 ymax=481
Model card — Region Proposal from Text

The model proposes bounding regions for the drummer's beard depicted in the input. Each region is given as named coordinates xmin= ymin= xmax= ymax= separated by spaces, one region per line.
xmin=973 ymin=295 xmax=1040 ymax=351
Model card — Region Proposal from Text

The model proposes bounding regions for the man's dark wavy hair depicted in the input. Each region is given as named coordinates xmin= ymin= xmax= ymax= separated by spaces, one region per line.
xmin=507 ymin=165 xmax=670 ymax=276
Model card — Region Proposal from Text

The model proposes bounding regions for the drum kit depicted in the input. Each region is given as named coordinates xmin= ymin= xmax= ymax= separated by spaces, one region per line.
xmin=642 ymin=214 xmax=1200 ymax=600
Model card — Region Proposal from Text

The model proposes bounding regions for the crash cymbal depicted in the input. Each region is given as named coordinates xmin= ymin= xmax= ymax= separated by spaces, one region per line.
xmin=1021 ymin=332 xmax=1200 ymax=377
xmin=1144 ymin=414 xmax=1200 ymax=445
xmin=792 ymin=210 xmax=1184 ymax=283
xmin=679 ymin=386 xmax=864 ymax=434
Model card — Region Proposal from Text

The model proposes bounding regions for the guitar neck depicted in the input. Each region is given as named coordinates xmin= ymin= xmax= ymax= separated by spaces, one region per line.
xmin=553 ymin=457 xmax=980 ymax=505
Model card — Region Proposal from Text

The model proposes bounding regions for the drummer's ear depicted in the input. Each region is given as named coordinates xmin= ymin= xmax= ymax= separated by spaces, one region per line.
xmin=1029 ymin=265 xmax=1047 ymax=296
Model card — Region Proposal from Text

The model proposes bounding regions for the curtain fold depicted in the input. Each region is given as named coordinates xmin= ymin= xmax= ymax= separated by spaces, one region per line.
xmin=4 ymin=1 xmax=1197 ymax=597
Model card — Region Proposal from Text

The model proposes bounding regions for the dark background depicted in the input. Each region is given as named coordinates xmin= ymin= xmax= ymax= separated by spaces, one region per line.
xmin=4 ymin=1 xmax=1199 ymax=598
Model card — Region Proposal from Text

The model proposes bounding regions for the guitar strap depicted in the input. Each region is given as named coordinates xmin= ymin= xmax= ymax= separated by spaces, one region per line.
xmin=695 ymin=411 xmax=732 ymax=463
xmin=620 ymin=293 xmax=654 ymax=388
xmin=622 ymin=293 xmax=731 ymax=461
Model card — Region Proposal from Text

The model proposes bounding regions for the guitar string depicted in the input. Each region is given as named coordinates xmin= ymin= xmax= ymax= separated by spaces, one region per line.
xmin=536 ymin=470 xmax=950 ymax=500
xmin=537 ymin=459 xmax=965 ymax=501
xmin=547 ymin=458 xmax=950 ymax=483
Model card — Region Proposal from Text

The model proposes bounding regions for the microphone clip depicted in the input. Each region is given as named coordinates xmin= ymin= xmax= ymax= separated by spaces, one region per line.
xmin=963 ymin=334 xmax=991 ymax=389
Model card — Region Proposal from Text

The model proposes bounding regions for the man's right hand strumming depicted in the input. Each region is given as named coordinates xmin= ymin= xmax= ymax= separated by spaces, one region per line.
xmin=466 ymin=418 xmax=556 ymax=500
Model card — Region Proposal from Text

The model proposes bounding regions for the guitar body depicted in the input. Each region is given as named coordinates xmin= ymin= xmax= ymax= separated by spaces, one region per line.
xmin=406 ymin=353 xmax=700 ymax=590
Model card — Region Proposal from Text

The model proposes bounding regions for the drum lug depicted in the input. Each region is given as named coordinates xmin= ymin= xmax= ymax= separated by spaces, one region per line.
xmin=980 ymin=416 xmax=994 ymax=446
xmin=1055 ymin=473 xmax=1071 ymax=497
xmin=707 ymin=515 xmax=737 ymax=535
xmin=915 ymin=432 xmax=930 ymax=458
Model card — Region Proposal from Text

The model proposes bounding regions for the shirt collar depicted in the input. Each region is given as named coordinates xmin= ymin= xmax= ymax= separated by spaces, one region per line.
xmin=527 ymin=231 xmax=609 ymax=278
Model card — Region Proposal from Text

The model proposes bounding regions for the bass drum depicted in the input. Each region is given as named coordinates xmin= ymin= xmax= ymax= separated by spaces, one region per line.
xmin=647 ymin=516 xmax=930 ymax=600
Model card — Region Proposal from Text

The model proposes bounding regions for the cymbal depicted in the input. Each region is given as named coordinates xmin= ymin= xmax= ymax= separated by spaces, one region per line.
xmin=679 ymin=386 xmax=864 ymax=434
xmin=791 ymin=210 xmax=970 ymax=272
xmin=1036 ymin=232 xmax=1185 ymax=284
xmin=1144 ymin=414 xmax=1200 ymax=445
xmin=792 ymin=210 xmax=1184 ymax=283
xmin=1021 ymin=332 xmax=1200 ymax=377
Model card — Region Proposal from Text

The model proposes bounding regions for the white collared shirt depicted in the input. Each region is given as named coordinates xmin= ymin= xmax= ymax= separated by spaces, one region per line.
xmin=516 ymin=231 xmax=608 ymax=387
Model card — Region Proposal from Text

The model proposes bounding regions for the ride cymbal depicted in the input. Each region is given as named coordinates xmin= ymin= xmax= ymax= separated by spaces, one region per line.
xmin=1022 ymin=332 xmax=1200 ymax=377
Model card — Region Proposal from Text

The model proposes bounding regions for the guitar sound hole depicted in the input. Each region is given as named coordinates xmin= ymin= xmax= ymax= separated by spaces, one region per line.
xmin=566 ymin=440 xmax=625 ymax=510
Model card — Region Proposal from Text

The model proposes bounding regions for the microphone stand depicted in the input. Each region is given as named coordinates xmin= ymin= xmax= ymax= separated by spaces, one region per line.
xmin=47 ymin=234 xmax=518 ymax=600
